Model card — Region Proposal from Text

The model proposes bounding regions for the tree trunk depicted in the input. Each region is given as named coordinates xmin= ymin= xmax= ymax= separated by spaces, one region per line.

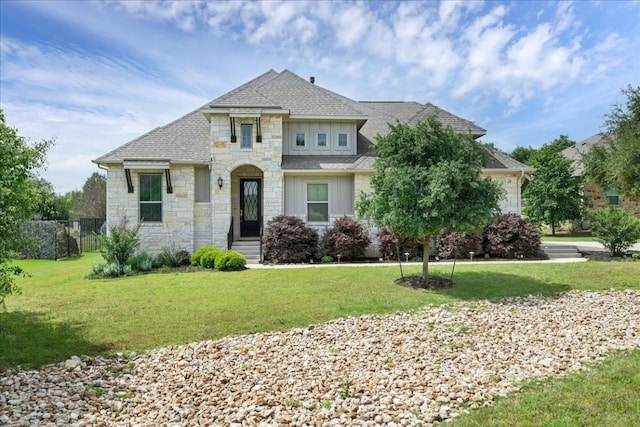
xmin=422 ymin=236 xmax=431 ymax=280
xmin=551 ymin=222 xmax=555 ymax=236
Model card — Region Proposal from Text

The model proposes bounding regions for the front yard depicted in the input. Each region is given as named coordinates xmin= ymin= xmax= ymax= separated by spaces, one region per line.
xmin=1 ymin=254 xmax=639 ymax=425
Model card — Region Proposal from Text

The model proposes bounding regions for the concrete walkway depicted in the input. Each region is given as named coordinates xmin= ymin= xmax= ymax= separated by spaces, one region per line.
xmin=542 ymin=240 xmax=640 ymax=252
xmin=246 ymin=256 xmax=587 ymax=269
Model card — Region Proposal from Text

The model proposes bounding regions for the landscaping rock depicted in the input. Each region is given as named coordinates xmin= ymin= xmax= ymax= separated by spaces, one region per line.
xmin=1 ymin=290 xmax=639 ymax=426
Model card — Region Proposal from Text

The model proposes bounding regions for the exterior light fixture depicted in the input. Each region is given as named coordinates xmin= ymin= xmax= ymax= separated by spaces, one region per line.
xmin=217 ymin=176 xmax=223 ymax=189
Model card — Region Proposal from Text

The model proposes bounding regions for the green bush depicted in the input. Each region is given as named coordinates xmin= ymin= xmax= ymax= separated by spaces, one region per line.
xmin=216 ymin=250 xmax=246 ymax=271
xmin=199 ymin=247 xmax=224 ymax=269
xmin=321 ymin=255 xmax=334 ymax=263
xmin=157 ymin=247 xmax=191 ymax=268
xmin=96 ymin=219 xmax=140 ymax=276
xmin=129 ymin=252 xmax=155 ymax=272
xmin=192 ymin=246 xmax=217 ymax=266
xmin=589 ymin=207 xmax=640 ymax=256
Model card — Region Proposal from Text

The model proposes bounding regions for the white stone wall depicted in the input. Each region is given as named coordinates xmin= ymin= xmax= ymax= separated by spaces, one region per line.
xmin=484 ymin=172 xmax=523 ymax=215
xmin=210 ymin=114 xmax=284 ymax=248
xmin=105 ymin=165 xmax=196 ymax=255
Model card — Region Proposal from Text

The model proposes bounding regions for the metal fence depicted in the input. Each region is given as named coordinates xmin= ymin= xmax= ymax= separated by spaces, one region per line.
xmin=22 ymin=218 xmax=105 ymax=260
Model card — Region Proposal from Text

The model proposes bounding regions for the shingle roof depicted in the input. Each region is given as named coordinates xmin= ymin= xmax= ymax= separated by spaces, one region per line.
xmin=484 ymin=148 xmax=534 ymax=171
xmin=95 ymin=69 xmax=521 ymax=172
xmin=561 ymin=133 xmax=608 ymax=176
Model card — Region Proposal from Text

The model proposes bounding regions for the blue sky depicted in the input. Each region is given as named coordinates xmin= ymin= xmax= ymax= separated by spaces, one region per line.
xmin=1 ymin=0 xmax=639 ymax=194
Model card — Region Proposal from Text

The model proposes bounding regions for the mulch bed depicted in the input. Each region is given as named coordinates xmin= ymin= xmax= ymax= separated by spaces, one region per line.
xmin=395 ymin=274 xmax=454 ymax=289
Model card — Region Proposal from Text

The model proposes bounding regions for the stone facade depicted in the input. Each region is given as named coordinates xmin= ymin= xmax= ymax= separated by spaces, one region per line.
xmin=582 ymin=183 xmax=640 ymax=216
xmin=106 ymin=165 xmax=196 ymax=254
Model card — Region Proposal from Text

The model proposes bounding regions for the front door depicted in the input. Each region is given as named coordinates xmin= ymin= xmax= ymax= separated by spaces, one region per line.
xmin=240 ymin=179 xmax=261 ymax=237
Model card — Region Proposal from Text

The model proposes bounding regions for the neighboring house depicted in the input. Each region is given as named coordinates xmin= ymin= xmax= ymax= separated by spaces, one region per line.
xmin=94 ymin=69 xmax=532 ymax=258
xmin=561 ymin=133 xmax=640 ymax=216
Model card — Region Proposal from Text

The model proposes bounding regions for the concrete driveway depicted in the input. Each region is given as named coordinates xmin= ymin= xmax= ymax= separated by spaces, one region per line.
xmin=542 ymin=240 xmax=640 ymax=252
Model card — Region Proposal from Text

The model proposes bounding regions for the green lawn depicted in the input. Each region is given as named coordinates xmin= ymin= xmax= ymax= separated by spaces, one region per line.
xmin=2 ymin=254 xmax=640 ymax=424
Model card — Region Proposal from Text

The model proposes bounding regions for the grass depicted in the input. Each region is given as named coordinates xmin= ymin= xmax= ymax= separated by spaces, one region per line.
xmin=2 ymin=253 xmax=639 ymax=369
xmin=451 ymin=350 xmax=640 ymax=426
xmin=2 ymin=254 xmax=640 ymax=424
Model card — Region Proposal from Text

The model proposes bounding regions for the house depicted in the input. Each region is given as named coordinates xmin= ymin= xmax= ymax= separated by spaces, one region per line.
xmin=94 ymin=69 xmax=532 ymax=259
xmin=561 ymin=133 xmax=640 ymax=216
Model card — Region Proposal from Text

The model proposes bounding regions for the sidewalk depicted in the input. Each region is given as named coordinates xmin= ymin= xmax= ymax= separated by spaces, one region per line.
xmin=246 ymin=256 xmax=587 ymax=269
xmin=542 ymin=240 xmax=640 ymax=252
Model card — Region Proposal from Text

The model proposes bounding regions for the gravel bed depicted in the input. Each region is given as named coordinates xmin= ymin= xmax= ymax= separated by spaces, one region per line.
xmin=2 ymin=290 xmax=639 ymax=426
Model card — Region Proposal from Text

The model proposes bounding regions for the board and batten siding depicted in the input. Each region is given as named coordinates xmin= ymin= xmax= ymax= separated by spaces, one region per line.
xmin=283 ymin=121 xmax=357 ymax=155
xmin=284 ymin=175 xmax=354 ymax=222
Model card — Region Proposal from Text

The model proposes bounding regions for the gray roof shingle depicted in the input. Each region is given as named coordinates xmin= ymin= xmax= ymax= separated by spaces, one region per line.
xmin=95 ymin=69 xmax=522 ymax=172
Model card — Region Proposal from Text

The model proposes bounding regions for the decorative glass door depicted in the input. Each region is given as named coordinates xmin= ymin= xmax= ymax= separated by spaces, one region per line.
xmin=240 ymin=179 xmax=261 ymax=237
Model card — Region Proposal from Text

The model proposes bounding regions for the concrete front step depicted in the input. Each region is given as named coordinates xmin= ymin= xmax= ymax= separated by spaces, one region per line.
xmin=541 ymin=244 xmax=581 ymax=259
xmin=231 ymin=241 xmax=261 ymax=262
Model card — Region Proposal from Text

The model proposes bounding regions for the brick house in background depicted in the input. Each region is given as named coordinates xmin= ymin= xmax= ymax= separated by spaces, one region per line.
xmin=93 ymin=69 xmax=532 ymax=259
xmin=562 ymin=133 xmax=640 ymax=218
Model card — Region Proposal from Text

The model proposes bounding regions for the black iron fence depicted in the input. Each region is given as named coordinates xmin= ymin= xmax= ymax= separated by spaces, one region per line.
xmin=21 ymin=218 xmax=105 ymax=260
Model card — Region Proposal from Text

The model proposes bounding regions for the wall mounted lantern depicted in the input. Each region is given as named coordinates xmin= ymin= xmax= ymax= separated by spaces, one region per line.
xmin=217 ymin=176 xmax=223 ymax=189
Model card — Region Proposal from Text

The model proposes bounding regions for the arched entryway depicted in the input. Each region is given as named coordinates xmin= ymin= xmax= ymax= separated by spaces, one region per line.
xmin=231 ymin=165 xmax=264 ymax=240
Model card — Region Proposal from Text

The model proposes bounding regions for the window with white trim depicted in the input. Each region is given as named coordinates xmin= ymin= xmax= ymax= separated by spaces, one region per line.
xmin=307 ymin=183 xmax=329 ymax=222
xmin=317 ymin=132 xmax=327 ymax=148
xmin=337 ymin=133 xmax=348 ymax=147
xmin=605 ymin=188 xmax=619 ymax=206
xmin=241 ymin=124 xmax=253 ymax=148
xmin=295 ymin=132 xmax=306 ymax=147
xmin=139 ymin=174 xmax=162 ymax=222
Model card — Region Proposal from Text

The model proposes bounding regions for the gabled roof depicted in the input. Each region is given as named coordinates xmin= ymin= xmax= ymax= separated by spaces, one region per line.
xmin=561 ymin=133 xmax=608 ymax=176
xmin=94 ymin=69 xmax=515 ymax=171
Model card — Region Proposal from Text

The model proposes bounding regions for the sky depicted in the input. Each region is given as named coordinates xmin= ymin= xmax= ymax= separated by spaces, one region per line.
xmin=1 ymin=0 xmax=639 ymax=194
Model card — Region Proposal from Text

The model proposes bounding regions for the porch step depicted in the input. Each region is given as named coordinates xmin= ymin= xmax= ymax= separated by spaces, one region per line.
xmin=541 ymin=244 xmax=582 ymax=259
xmin=231 ymin=240 xmax=261 ymax=263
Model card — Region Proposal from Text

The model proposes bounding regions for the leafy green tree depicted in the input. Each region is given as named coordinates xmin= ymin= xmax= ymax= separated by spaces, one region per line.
xmin=510 ymin=146 xmax=537 ymax=165
xmin=589 ymin=207 xmax=640 ymax=256
xmin=0 ymin=110 xmax=54 ymax=309
xmin=523 ymin=153 xmax=582 ymax=235
xmin=76 ymin=172 xmax=106 ymax=218
xmin=529 ymin=135 xmax=575 ymax=167
xmin=583 ymin=85 xmax=640 ymax=199
xmin=357 ymin=117 xmax=504 ymax=281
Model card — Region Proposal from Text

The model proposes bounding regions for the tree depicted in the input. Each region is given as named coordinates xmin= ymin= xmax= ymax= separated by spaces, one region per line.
xmin=523 ymin=153 xmax=582 ymax=235
xmin=589 ymin=207 xmax=640 ymax=256
xmin=0 ymin=110 xmax=54 ymax=309
xmin=583 ymin=85 xmax=640 ymax=199
xmin=356 ymin=117 xmax=504 ymax=282
xmin=75 ymin=172 xmax=107 ymax=218
xmin=510 ymin=146 xmax=537 ymax=165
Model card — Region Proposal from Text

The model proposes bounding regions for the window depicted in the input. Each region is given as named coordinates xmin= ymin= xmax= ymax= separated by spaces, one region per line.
xmin=307 ymin=183 xmax=329 ymax=222
xmin=195 ymin=167 xmax=210 ymax=202
xmin=241 ymin=124 xmax=252 ymax=148
xmin=337 ymin=133 xmax=348 ymax=147
xmin=296 ymin=132 xmax=306 ymax=147
xmin=605 ymin=188 xmax=619 ymax=206
xmin=139 ymin=174 xmax=162 ymax=222
xmin=317 ymin=132 xmax=327 ymax=148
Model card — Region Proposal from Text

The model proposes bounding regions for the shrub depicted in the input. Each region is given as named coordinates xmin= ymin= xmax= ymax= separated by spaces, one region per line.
xmin=192 ymin=246 xmax=215 ymax=266
xmin=321 ymin=217 xmax=371 ymax=261
xmin=96 ymin=219 xmax=141 ymax=275
xmin=157 ymin=247 xmax=191 ymax=268
xmin=216 ymin=250 xmax=246 ymax=271
xmin=435 ymin=230 xmax=483 ymax=259
xmin=377 ymin=227 xmax=423 ymax=260
xmin=589 ymin=207 xmax=640 ymax=256
xmin=129 ymin=252 xmax=155 ymax=272
xmin=483 ymin=214 xmax=541 ymax=258
xmin=199 ymin=247 xmax=224 ymax=269
xmin=262 ymin=215 xmax=319 ymax=263
xmin=321 ymin=255 xmax=334 ymax=263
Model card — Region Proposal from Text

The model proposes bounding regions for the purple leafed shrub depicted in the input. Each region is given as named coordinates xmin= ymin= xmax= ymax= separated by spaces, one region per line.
xmin=435 ymin=230 xmax=483 ymax=259
xmin=321 ymin=216 xmax=371 ymax=261
xmin=262 ymin=215 xmax=319 ymax=263
xmin=483 ymin=214 xmax=541 ymax=258
xmin=377 ymin=226 xmax=423 ymax=260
